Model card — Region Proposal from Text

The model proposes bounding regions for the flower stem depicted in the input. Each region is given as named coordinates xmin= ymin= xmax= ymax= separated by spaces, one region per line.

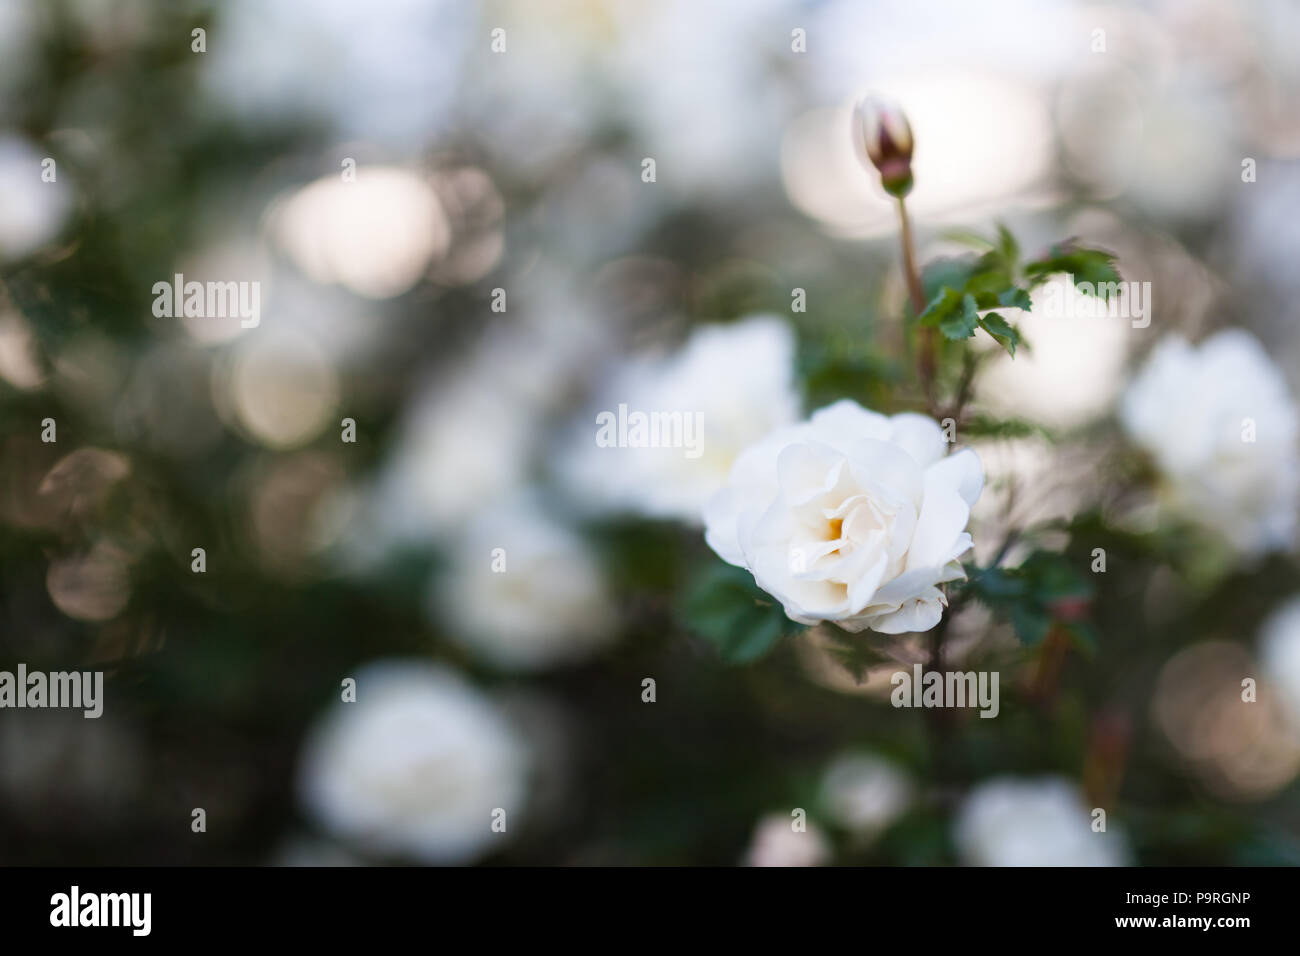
xmin=897 ymin=197 xmax=936 ymax=409
xmin=897 ymin=197 xmax=926 ymax=313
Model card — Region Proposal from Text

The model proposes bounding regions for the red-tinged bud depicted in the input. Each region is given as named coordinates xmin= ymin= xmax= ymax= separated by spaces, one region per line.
xmin=852 ymin=95 xmax=914 ymax=197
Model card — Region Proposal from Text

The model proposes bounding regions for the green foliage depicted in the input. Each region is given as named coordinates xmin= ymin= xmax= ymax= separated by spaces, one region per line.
xmin=917 ymin=287 xmax=978 ymax=341
xmin=959 ymin=415 xmax=1054 ymax=440
xmin=817 ymin=624 xmax=896 ymax=684
xmin=799 ymin=338 xmax=903 ymax=412
xmin=681 ymin=561 xmax=804 ymax=664
xmin=919 ymin=225 xmax=1030 ymax=357
xmin=976 ymin=312 xmax=1019 ymax=357
xmin=922 ymin=229 xmax=1120 ymax=360
xmin=1024 ymin=240 xmax=1122 ymax=295
xmin=961 ymin=551 xmax=1094 ymax=647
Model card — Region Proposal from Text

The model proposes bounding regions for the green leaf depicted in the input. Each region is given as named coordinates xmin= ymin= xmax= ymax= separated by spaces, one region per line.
xmin=995 ymin=223 xmax=1019 ymax=267
xmin=939 ymin=225 xmax=1019 ymax=272
xmin=962 ymin=260 xmax=1015 ymax=301
xmin=960 ymin=415 xmax=1054 ymax=441
xmin=1010 ymin=604 xmax=1052 ymax=646
xmin=977 ymin=312 xmax=1020 ymax=357
xmin=799 ymin=339 xmax=902 ymax=412
xmin=917 ymin=285 xmax=964 ymax=327
xmin=938 ymin=294 xmax=980 ymax=341
xmin=681 ymin=561 xmax=801 ymax=664
xmin=920 ymin=256 xmax=980 ymax=302
xmin=1019 ymin=551 xmax=1092 ymax=603
xmin=940 ymin=228 xmax=995 ymax=252
xmin=919 ymin=286 xmax=979 ymax=340
xmin=819 ymin=625 xmax=893 ymax=684
xmin=997 ymin=286 xmax=1032 ymax=311
xmin=917 ymin=227 xmax=1035 ymax=354
xmin=964 ymin=565 xmax=1028 ymax=601
xmin=1024 ymin=241 xmax=1121 ymax=296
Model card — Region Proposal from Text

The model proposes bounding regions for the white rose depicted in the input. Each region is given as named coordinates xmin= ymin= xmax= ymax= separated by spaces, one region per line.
xmin=704 ymin=399 xmax=983 ymax=634
xmin=954 ymin=776 xmax=1130 ymax=867
xmin=560 ymin=316 xmax=800 ymax=524
xmin=1120 ymin=330 xmax=1300 ymax=556
xmin=819 ymin=752 xmax=912 ymax=838
xmin=1259 ymin=595 xmax=1300 ymax=732
xmin=742 ymin=813 xmax=831 ymax=867
xmin=297 ymin=660 xmax=529 ymax=865
xmin=433 ymin=496 xmax=616 ymax=671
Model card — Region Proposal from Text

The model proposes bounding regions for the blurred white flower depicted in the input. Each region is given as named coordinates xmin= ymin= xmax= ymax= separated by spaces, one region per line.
xmin=298 ymin=660 xmax=529 ymax=865
xmin=743 ymin=813 xmax=831 ymax=867
xmin=954 ymin=777 xmax=1130 ymax=867
xmin=1259 ymin=596 xmax=1300 ymax=732
xmin=560 ymin=316 xmax=800 ymax=524
xmin=0 ymin=135 xmax=72 ymax=262
xmin=820 ymin=752 xmax=911 ymax=838
xmin=433 ymin=496 xmax=616 ymax=671
xmin=1120 ymin=330 xmax=1300 ymax=555
xmin=705 ymin=400 xmax=983 ymax=634
xmin=374 ymin=377 xmax=534 ymax=545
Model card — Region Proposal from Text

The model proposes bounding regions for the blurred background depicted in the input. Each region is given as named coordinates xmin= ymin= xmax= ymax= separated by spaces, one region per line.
xmin=2 ymin=0 xmax=1300 ymax=865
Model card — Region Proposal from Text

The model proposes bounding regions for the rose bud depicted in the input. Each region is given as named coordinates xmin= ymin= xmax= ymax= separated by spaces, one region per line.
xmin=852 ymin=95 xmax=914 ymax=197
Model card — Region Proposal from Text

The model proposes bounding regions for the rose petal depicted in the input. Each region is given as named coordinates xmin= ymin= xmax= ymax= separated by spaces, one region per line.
xmin=889 ymin=412 xmax=949 ymax=468
xmin=924 ymin=448 xmax=984 ymax=508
